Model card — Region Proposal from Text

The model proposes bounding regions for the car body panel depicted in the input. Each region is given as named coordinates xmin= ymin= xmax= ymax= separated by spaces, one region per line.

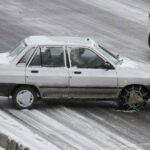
xmin=26 ymin=67 xmax=69 ymax=98
xmin=0 ymin=65 xmax=25 ymax=84
xmin=116 ymin=57 xmax=150 ymax=88
xmin=68 ymin=67 xmax=119 ymax=99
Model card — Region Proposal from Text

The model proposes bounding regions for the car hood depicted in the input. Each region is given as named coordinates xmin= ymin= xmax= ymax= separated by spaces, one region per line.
xmin=118 ymin=57 xmax=150 ymax=72
xmin=0 ymin=52 xmax=10 ymax=64
xmin=116 ymin=57 xmax=150 ymax=87
xmin=116 ymin=57 xmax=150 ymax=75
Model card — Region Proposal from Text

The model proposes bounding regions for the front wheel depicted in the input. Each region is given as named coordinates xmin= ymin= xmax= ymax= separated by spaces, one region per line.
xmin=118 ymin=86 xmax=149 ymax=110
xmin=13 ymin=87 xmax=37 ymax=109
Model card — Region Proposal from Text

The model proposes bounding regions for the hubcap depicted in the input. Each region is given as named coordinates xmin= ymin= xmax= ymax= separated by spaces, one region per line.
xmin=128 ymin=90 xmax=143 ymax=107
xmin=16 ymin=90 xmax=34 ymax=108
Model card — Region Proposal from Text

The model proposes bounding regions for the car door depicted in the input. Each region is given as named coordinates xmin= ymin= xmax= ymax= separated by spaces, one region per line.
xmin=25 ymin=46 xmax=69 ymax=98
xmin=68 ymin=46 xmax=118 ymax=99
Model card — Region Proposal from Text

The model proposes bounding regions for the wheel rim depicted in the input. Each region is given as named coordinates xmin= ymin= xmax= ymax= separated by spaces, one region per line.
xmin=122 ymin=86 xmax=147 ymax=110
xmin=128 ymin=90 xmax=144 ymax=109
xmin=16 ymin=90 xmax=34 ymax=108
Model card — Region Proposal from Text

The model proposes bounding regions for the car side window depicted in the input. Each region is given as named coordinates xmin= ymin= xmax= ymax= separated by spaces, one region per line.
xmin=69 ymin=47 xmax=106 ymax=69
xmin=18 ymin=47 xmax=36 ymax=65
xmin=30 ymin=48 xmax=41 ymax=66
xmin=29 ymin=47 xmax=65 ymax=67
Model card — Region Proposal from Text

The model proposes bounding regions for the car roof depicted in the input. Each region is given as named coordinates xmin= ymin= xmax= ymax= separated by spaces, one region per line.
xmin=24 ymin=36 xmax=95 ymax=47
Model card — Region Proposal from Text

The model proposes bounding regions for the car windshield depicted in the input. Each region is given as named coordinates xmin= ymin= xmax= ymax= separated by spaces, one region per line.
xmin=9 ymin=42 xmax=26 ymax=61
xmin=95 ymin=44 xmax=119 ymax=64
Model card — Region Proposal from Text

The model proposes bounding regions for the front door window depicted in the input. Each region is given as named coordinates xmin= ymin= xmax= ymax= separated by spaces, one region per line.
xmin=69 ymin=47 xmax=106 ymax=69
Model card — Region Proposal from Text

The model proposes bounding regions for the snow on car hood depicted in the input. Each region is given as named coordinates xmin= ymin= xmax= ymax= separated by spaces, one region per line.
xmin=0 ymin=52 xmax=10 ymax=64
xmin=119 ymin=57 xmax=138 ymax=68
xmin=118 ymin=57 xmax=150 ymax=72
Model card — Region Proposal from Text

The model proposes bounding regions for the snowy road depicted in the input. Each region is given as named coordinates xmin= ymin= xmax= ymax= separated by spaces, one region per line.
xmin=0 ymin=0 xmax=150 ymax=149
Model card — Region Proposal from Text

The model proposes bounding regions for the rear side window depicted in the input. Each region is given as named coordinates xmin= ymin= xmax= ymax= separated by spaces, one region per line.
xmin=29 ymin=48 xmax=41 ymax=66
xmin=29 ymin=47 xmax=65 ymax=67
xmin=9 ymin=42 xmax=26 ymax=61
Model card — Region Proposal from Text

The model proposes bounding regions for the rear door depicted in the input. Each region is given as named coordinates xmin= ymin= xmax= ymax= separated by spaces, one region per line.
xmin=25 ymin=46 xmax=69 ymax=98
xmin=67 ymin=46 xmax=118 ymax=99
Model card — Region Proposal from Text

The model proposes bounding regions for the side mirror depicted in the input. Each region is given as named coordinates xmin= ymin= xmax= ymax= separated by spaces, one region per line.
xmin=105 ymin=61 xmax=113 ymax=70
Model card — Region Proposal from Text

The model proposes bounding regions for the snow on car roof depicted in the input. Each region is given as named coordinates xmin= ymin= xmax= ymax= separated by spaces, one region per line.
xmin=24 ymin=36 xmax=95 ymax=46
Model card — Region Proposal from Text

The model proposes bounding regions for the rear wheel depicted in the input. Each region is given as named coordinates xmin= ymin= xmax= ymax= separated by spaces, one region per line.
xmin=118 ymin=86 xmax=149 ymax=110
xmin=13 ymin=86 xmax=37 ymax=109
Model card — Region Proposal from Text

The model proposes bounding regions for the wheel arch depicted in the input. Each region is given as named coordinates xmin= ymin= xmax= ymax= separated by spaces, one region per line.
xmin=11 ymin=84 xmax=41 ymax=98
xmin=119 ymin=84 xmax=150 ymax=98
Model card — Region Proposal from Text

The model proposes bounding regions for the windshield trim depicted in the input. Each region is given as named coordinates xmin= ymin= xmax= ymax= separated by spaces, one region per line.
xmin=96 ymin=44 xmax=120 ymax=64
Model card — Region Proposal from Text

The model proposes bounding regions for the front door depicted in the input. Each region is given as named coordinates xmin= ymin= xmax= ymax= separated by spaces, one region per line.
xmin=25 ymin=46 xmax=69 ymax=98
xmin=68 ymin=47 xmax=118 ymax=99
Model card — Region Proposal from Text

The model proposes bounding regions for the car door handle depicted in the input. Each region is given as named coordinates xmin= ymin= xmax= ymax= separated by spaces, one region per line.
xmin=74 ymin=71 xmax=81 ymax=74
xmin=31 ymin=70 xmax=39 ymax=73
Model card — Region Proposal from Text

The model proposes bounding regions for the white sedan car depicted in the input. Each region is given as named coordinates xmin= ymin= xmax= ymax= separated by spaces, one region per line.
xmin=0 ymin=36 xmax=150 ymax=110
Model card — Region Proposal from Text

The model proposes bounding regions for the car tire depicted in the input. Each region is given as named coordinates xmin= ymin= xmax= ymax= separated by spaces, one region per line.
xmin=118 ymin=86 xmax=148 ymax=110
xmin=12 ymin=86 xmax=37 ymax=109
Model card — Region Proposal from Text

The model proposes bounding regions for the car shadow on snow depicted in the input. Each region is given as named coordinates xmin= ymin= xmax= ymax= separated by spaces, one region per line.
xmin=43 ymin=99 xmax=117 ymax=108
xmin=1 ymin=97 xmax=150 ymax=113
xmin=39 ymin=99 xmax=150 ymax=113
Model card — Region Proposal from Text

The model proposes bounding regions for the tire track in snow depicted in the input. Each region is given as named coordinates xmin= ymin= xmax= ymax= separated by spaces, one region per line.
xmin=5 ymin=108 xmax=103 ymax=150
xmin=0 ymin=109 xmax=60 ymax=150
xmin=2 ymin=104 xmax=144 ymax=150
xmin=42 ymin=106 xmax=143 ymax=150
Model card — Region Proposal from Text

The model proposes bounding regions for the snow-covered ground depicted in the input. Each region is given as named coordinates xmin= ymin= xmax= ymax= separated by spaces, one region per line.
xmin=0 ymin=109 xmax=60 ymax=150
xmin=0 ymin=0 xmax=150 ymax=149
